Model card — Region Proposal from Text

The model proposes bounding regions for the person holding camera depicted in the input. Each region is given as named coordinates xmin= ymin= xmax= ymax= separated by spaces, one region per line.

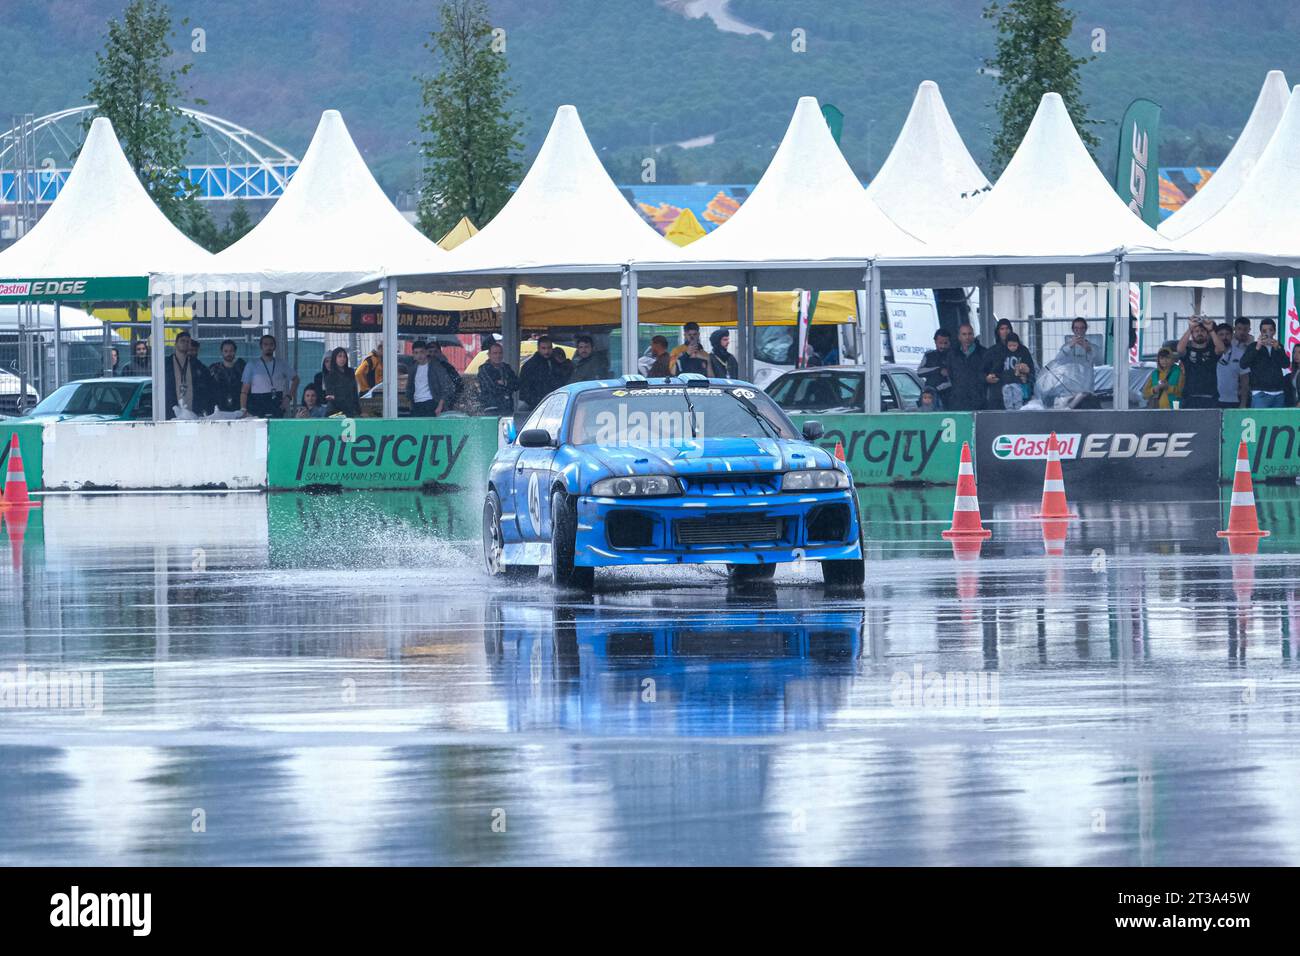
xmin=240 ymin=334 xmax=297 ymax=419
xmin=1240 ymin=317 xmax=1290 ymax=408
xmin=1176 ymin=316 xmax=1225 ymax=409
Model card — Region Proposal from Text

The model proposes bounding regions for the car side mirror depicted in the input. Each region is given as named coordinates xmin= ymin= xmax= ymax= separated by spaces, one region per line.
xmin=801 ymin=421 xmax=824 ymax=441
xmin=519 ymin=428 xmax=553 ymax=448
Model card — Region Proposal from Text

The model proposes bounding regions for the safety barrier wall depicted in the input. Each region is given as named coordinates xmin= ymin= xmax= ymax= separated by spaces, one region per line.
xmin=791 ymin=412 xmax=974 ymax=486
xmin=266 ymin=417 xmax=499 ymax=490
xmin=41 ymin=420 xmax=268 ymax=490
xmin=4 ymin=409 xmax=1293 ymax=493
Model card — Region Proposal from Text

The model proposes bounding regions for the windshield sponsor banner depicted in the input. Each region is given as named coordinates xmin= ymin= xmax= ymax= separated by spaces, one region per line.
xmin=267 ymin=417 xmax=498 ymax=489
xmin=793 ymin=413 xmax=973 ymax=485
xmin=1223 ymin=410 xmax=1300 ymax=481
xmin=0 ymin=276 xmax=149 ymax=303
xmin=975 ymin=409 xmax=1220 ymax=496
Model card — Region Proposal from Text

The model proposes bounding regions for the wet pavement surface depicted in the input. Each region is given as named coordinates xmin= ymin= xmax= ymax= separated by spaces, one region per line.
xmin=2 ymin=486 xmax=1300 ymax=865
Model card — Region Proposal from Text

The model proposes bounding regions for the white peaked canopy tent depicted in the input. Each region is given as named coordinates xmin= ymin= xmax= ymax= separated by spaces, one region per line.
xmin=864 ymin=81 xmax=991 ymax=242
xmin=0 ymin=116 xmax=214 ymax=290
xmin=1160 ymin=70 xmax=1290 ymax=240
xmin=879 ymin=93 xmax=1226 ymax=409
xmin=388 ymin=104 xmax=682 ymax=382
xmin=633 ymin=96 xmax=926 ymax=400
xmin=157 ymin=109 xmax=451 ymax=417
xmin=1177 ymin=86 xmax=1300 ymax=276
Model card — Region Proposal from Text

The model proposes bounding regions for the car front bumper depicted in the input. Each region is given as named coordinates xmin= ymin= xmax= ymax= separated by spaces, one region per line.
xmin=573 ymin=489 xmax=862 ymax=567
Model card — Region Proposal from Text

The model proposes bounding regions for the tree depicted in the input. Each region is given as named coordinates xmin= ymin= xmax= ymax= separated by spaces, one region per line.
xmin=85 ymin=0 xmax=200 ymax=226
xmin=416 ymin=0 xmax=523 ymax=238
xmin=983 ymin=0 xmax=1099 ymax=175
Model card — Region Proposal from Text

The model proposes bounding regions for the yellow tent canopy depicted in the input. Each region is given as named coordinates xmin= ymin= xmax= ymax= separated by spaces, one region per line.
xmin=664 ymin=208 xmax=707 ymax=247
xmin=437 ymin=216 xmax=478 ymax=251
xmin=518 ymin=288 xmax=857 ymax=328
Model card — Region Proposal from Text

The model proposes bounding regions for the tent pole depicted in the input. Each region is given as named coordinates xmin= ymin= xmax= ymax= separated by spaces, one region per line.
xmin=382 ymin=277 xmax=399 ymax=419
xmin=1225 ymin=271 xmax=1236 ymax=326
xmin=1234 ymin=265 xmax=1244 ymax=320
xmin=53 ymin=301 xmax=63 ymax=389
xmin=619 ymin=265 xmax=639 ymax=377
xmin=502 ymin=277 xmax=520 ymax=371
xmin=150 ymin=294 xmax=166 ymax=422
xmin=980 ymin=267 xmax=995 ymax=343
xmin=1112 ymin=257 xmax=1129 ymax=411
xmin=865 ymin=263 xmax=881 ymax=414
xmin=736 ymin=272 xmax=754 ymax=381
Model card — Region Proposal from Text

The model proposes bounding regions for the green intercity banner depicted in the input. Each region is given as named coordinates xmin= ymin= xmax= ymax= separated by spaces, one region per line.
xmin=1222 ymin=410 xmax=1300 ymax=481
xmin=0 ymin=276 xmax=149 ymax=303
xmin=267 ymin=417 xmax=500 ymax=490
xmin=791 ymin=412 xmax=974 ymax=485
xmin=0 ymin=423 xmax=43 ymax=490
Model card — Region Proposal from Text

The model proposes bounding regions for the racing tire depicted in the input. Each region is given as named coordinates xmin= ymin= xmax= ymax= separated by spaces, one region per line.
xmin=727 ymin=563 xmax=777 ymax=582
xmin=821 ymin=503 xmax=865 ymax=592
xmin=483 ymin=490 xmax=537 ymax=581
xmin=550 ymin=490 xmax=595 ymax=592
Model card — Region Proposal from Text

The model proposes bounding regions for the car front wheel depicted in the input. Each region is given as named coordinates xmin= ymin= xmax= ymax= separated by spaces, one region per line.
xmin=821 ymin=503 xmax=865 ymax=592
xmin=550 ymin=490 xmax=594 ymax=591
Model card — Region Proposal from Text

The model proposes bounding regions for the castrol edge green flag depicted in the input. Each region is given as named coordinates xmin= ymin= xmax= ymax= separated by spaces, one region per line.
xmin=1114 ymin=98 xmax=1162 ymax=362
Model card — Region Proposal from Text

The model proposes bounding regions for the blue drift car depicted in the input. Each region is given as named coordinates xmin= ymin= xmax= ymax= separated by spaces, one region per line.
xmin=482 ymin=374 xmax=864 ymax=591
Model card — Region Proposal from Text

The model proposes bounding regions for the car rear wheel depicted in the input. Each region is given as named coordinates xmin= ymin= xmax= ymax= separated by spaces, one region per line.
xmin=551 ymin=490 xmax=595 ymax=592
xmin=821 ymin=503 xmax=865 ymax=592
xmin=727 ymin=563 xmax=777 ymax=581
xmin=483 ymin=490 xmax=537 ymax=581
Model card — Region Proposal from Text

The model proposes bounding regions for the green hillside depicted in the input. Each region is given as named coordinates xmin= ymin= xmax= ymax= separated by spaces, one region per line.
xmin=3 ymin=0 xmax=1298 ymax=192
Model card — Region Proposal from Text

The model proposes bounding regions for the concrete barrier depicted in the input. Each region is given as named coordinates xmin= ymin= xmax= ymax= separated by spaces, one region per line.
xmin=42 ymin=419 xmax=268 ymax=490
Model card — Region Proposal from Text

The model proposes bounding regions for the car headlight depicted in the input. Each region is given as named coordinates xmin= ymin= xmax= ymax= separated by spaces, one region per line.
xmin=781 ymin=468 xmax=850 ymax=491
xmin=591 ymin=475 xmax=683 ymax=497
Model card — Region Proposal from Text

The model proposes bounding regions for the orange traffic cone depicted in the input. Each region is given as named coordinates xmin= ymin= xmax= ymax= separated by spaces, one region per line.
xmin=833 ymin=439 xmax=846 ymax=462
xmin=1041 ymin=518 xmax=1068 ymax=557
xmin=1218 ymin=441 xmax=1268 ymax=539
xmin=942 ymin=442 xmax=992 ymax=539
xmin=1034 ymin=432 xmax=1074 ymax=519
xmin=0 ymin=434 xmax=39 ymax=509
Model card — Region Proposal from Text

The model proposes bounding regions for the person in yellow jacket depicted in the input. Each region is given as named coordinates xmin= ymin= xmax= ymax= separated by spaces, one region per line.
xmin=1143 ymin=348 xmax=1183 ymax=409
xmin=356 ymin=343 xmax=383 ymax=391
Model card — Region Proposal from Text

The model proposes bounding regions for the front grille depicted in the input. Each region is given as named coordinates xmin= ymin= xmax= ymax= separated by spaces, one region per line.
xmin=681 ymin=473 xmax=780 ymax=496
xmin=675 ymin=514 xmax=784 ymax=545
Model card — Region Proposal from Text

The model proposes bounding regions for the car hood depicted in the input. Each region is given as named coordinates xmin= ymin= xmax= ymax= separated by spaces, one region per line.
xmin=577 ymin=436 xmax=836 ymax=480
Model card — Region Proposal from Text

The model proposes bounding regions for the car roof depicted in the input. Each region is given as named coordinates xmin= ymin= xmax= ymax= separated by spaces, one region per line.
xmin=60 ymin=376 xmax=149 ymax=384
xmin=557 ymin=376 xmax=756 ymax=395
xmin=774 ymin=364 xmax=912 ymax=376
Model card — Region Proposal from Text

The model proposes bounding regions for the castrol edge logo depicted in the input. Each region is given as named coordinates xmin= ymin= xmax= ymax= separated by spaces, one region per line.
xmin=991 ymin=434 xmax=1081 ymax=460
xmin=992 ymin=432 xmax=1196 ymax=460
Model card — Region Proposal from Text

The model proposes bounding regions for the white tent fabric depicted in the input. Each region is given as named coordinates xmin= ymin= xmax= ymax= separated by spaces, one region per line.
xmin=0 ymin=117 xmax=213 ymax=280
xmin=650 ymin=96 xmax=923 ymax=269
xmin=1159 ymin=70 xmax=1290 ymax=240
xmin=1177 ymin=85 xmax=1300 ymax=271
xmin=170 ymin=109 xmax=445 ymax=294
xmin=391 ymin=105 xmax=678 ymax=285
xmin=924 ymin=93 xmax=1179 ymax=261
xmin=864 ymin=81 xmax=991 ymax=242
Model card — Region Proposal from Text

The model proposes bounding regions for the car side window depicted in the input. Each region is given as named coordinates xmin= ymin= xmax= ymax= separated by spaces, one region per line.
xmin=133 ymin=386 xmax=152 ymax=420
xmin=891 ymin=372 xmax=922 ymax=409
xmin=537 ymin=395 xmax=567 ymax=440
xmin=519 ymin=399 xmax=550 ymax=437
xmin=880 ymin=376 xmax=897 ymax=411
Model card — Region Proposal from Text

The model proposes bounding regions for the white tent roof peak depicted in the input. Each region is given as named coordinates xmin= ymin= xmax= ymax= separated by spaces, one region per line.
xmin=865 ymin=80 xmax=991 ymax=241
xmin=665 ymin=95 xmax=924 ymax=266
xmin=398 ymin=103 xmax=678 ymax=279
xmin=1160 ymin=70 xmax=1290 ymax=240
xmin=1178 ymin=85 xmax=1300 ymax=268
xmin=0 ymin=116 xmax=213 ymax=280
xmin=931 ymin=92 xmax=1175 ymax=260
xmin=193 ymin=108 xmax=446 ymax=293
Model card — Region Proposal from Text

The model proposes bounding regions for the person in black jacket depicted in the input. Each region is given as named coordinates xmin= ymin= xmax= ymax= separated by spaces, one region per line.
xmin=163 ymin=332 xmax=208 ymax=419
xmin=707 ymin=328 xmax=739 ymax=378
xmin=208 ymin=339 xmax=247 ymax=413
xmin=321 ymin=347 xmax=360 ymax=417
xmin=982 ymin=332 xmax=1036 ymax=410
xmin=1240 ymin=317 xmax=1290 ymax=408
xmin=518 ymin=336 xmax=573 ymax=411
xmin=917 ymin=328 xmax=953 ymax=402
xmin=427 ymin=341 xmax=464 ymax=408
xmin=477 ymin=341 xmax=520 ymax=415
xmin=945 ymin=323 xmax=987 ymax=411
xmin=569 ymin=334 xmax=611 ymax=382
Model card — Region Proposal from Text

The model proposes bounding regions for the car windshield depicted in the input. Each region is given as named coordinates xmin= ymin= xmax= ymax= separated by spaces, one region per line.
xmin=568 ymin=386 xmax=799 ymax=445
xmin=768 ymin=371 xmax=863 ymax=410
xmin=28 ymin=380 xmax=137 ymax=417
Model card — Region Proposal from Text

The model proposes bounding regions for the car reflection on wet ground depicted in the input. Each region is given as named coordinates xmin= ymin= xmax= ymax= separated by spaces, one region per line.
xmin=1 ymin=486 xmax=1299 ymax=865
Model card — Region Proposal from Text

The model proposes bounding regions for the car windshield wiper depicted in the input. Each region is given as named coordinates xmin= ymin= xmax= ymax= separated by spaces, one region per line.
xmin=679 ymin=389 xmax=699 ymax=439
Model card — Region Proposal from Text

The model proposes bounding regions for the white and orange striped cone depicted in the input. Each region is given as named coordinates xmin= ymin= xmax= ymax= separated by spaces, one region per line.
xmin=1218 ymin=441 xmax=1268 ymax=540
xmin=950 ymin=538 xmax=982 ymax=625
xmin=2 ymin=507 xmax=28 ymax=571
xmin=0 ymin=434 xmax=39 ymax=509
xmin=1041 ymin=518 xmax=1068 ymax=557
xmin=1034 ymin=432 xmax=1075 ymax=519
xmin=833 ymin=439 xmax=846 ymax=463
xmin=942 ymin=442 xmax=992 ymax=539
